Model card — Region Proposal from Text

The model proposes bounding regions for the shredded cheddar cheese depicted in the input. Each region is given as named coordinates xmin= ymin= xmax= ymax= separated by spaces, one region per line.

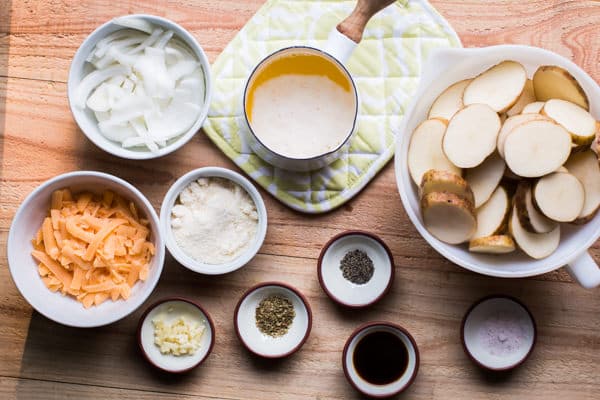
xmin=32 ymin=188 xmax=154 ymax=308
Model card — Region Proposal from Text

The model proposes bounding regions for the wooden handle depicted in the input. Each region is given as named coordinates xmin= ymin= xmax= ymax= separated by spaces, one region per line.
xmin=337 ymin=0 xmax=397 ymax=43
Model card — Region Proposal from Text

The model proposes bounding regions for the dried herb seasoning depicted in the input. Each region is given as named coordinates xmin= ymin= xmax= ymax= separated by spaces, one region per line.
xmin=340 ymin=249 xmax=374 ymax=285
xmin=255 ymin=295 xmax=295 ymax=337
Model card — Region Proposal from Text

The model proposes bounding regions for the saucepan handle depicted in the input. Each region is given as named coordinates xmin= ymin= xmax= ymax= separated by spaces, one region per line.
xmin=324 ymin=0 xmax=396 ymax=64
xmin=566 ymin=252 xmax=600 ymax=289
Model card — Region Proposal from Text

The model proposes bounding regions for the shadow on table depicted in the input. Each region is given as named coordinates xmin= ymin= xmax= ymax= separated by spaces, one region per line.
xmin=0 ymin=0 xmax=11 ymax=183
xmin=16 ymin=255 xmax=219 ymax=399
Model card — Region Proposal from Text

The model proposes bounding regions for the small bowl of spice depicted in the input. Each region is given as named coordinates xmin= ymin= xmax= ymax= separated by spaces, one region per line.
xmin=234 ymin=282 xmax=312 ymax=358
xmin=343 ymin=322 xmax=420 ymax=398
xmin=461 ymin=295 xmax=537 ymax=371
xmin=318 ymin=231 xmax=395 ymax=308
xmin=160 ymin=167 xmax=268 ymax=275
xmin=137 ymin=297 xmax=215 ymax=373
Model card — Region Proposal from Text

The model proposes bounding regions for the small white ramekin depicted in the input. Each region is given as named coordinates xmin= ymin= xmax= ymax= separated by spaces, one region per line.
xmin=160 ymin=167 xmax=267 ymax=275
xmin=67 ymin=14 xmax=213 ymax=160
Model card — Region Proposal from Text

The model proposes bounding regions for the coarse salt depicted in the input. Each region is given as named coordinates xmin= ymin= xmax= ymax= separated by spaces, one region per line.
xmin=477 ymin=311 xmax=529 ymax=356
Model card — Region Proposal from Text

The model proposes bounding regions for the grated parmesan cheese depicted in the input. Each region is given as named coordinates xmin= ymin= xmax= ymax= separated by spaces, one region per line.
xmin=152 ymin=311 xmax=205 ymax=356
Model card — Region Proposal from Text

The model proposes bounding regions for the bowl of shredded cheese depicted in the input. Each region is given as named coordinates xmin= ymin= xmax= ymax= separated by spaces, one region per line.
xmin=7 ymin=171 xmax=165 ymax=327
xmin=67 ymin=14 xmax=212 ymax=159
xmin=160 ymin=167 xmax=268 ymax=275
xmin=137 ymin=297 xmax=215 ymax=373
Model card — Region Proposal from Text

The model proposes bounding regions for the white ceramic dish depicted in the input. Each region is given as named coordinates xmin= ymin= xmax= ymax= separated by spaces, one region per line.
xmin=461 ymin=296 xmax=536 ymax=371
xmin=138 ymin=298 xmax=215 ymax=373
xmin=67 ymin=14 xmax=212 ymax=160
xmin=234 ymin=282 xmax=312 ymax=358
xmin=7 ymin=171 xmax=165 ymax=327
xmin=318 ymin=231 xmax=394 ymax=308
xmin=395 ymin=45 xmax=600 ymax=288
xmin=343 ymin=322 xmax=419 ymax=398
xmin=160 ymin=167 xmax=267 ymax=275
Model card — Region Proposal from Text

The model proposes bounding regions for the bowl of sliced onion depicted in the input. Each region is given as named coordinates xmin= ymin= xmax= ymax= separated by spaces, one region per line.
xmin=67 ymin=14 xmax=212 ymax=159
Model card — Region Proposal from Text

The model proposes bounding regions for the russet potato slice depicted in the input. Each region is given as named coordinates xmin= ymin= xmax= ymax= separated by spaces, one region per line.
xmin=408 ymin=119 xmax=461 ymax=185
xmin=428 ymin=79 xmax=472 ymax=121
xmin=463 ymin=60 xmax=527 ymax=113
xmin=443 ymin=104 xmax=501 ymax=168
xmin=532 ymin=172 xmax=585 ymax=223
xmin=532 ymin=65 xmax=589 ymax=110
xmin=503 ymin=119 xmax=571 ymax=178
xmin=509 ymin=206 xmax=560 ymax=259
xmin=468 ymin=235 xmax=516 ymax=254
xmin=420 ymin=192 xmax=476 ymax=245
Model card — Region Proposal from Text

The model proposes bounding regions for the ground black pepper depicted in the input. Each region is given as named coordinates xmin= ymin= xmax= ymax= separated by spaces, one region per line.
xmin=255 ymin=295 xmax=295 ymax=337
xmin=340 ymin=249 xmax=374 ymax=284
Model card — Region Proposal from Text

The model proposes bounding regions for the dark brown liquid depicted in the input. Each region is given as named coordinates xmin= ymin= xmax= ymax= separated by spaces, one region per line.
xmin=353 ymin=331 xmax=408 ymax=385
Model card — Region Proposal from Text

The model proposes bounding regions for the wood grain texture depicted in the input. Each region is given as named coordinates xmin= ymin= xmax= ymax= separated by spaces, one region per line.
xmin=1 ymin=1 xmax=599 ymax=399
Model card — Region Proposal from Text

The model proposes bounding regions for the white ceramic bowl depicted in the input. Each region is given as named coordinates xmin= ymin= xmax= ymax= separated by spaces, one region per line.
xmin=461 ymin=295 xmax=536 ymax=371
xmin=395 ymin=45 xmax=600 ymax=288
xmin=7 ymin=171 xmax=165 ymax=327
xmin=67 ymin=14 xmax=212 ymax=160
xmin=343 ymin=322 xmax=419 ymax=398
xmin=318 ymin=231 xmax=394 ymax=308
xmin=234 ymin=282 xmax=312 ymax=358
xmin=137 ymin=298 xmax=215 ymax=373
xmin=160 ymin=167 xmax=267 ymax=275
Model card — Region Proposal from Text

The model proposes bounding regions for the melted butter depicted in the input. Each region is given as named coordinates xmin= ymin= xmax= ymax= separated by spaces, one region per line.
xmin=245 ymin=50 xmax=356 ymax=159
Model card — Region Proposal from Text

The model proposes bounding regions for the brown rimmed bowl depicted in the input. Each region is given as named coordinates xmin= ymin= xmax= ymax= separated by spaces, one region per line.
xmin=234 ymin=282 xmax=312 ymax=358
xmin=137 ymin=297 xmax=215 ymax=373
xmin=318 ymin=231 xmax=395 ymax=308
xmin=461 ymin=295 xmax=537 ymax=371
xmin=342 ymin=322 xmax=420 ymax=398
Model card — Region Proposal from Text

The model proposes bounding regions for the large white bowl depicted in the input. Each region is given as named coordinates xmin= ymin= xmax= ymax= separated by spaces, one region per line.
xmin=160 ymin=167 xmax=268 ymax=275
xmin=67 ymin=14 xmax=212 ymax=160
xmin=7 ymin=171 xmax=165 ymax=327
xmin=395 ymin=45 xmax=600 ymax=288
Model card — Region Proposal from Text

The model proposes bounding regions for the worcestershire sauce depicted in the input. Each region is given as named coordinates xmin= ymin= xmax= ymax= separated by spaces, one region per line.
xmin=353 ymin=331 xmax=408 ymax=385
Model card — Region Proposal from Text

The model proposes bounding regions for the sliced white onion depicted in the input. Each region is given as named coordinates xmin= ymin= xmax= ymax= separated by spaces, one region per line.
xmin=95 ymin=33 xmax=146 ymax=58
xmin=74 ymin=65 xmax=130 ymax=108
xmin=94 ymin=110 xmax=111 ymax=122
xmin=134 ymin=47 xmax=174 ymax=99
xmin=130 ymin=119 xmax=160 ymax=152
xmin=155 ymin=30 xmax=174 ymax=49
xmin=129 ymin=28 xmax=163 ymax=54
xmin=98 ymin=121 xmax=137 ymax=142
xmin=108 ymin=94 xmax=154 ymax=124
xmin=112 ymin=16 xmax=155 ymax=34
xmin=76 ymin=21 xmax=203 ymax=152
xmin=107 ymin=46 xmax=139 ymax=67
xmin=146 ymin=100 xmax=201 ymax=141
xmin=168 ymin=60 xmax=199 ymax=82
xmin=86 ymin=83 xmax=111 ymax=112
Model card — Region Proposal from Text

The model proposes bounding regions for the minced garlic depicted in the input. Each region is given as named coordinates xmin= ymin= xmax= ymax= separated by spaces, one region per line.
xmin=152 ymin=312 xmax=205 ymax=356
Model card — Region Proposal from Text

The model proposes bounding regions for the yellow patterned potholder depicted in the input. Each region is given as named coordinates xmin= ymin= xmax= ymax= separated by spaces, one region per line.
xmin=203 ymin=0 xmax=461 ymax=213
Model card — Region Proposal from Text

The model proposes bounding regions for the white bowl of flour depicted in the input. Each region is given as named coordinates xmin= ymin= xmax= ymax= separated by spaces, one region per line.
xmin=160 ymin=167 xmax=267 ymax=275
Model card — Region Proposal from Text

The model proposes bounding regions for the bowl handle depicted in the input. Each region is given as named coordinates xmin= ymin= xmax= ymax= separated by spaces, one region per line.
xmin=566 ymin=252 xmax=600 ymax=289
xmin=325 ymin=0 xmax=396 ymax=64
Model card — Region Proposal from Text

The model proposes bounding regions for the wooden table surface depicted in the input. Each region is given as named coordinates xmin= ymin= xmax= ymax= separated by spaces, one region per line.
xmin=1 ymin=1 xmax=599 ymax=399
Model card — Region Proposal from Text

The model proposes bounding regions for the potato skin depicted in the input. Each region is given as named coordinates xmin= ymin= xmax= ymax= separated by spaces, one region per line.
xmin=571 ymin=208 xmax=600 ymax=225
xmin=420 ymin=191 xmax=476 ymax=217
xmin=420 ymin=169 xmax=475 ymax=206
xmin=468 ymin=235 xmax=516 ymax=254
xmin=490 ymin=188 xmax=511 ymax=236
xmin=514 ymin=181 xmax=539 ymax=233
